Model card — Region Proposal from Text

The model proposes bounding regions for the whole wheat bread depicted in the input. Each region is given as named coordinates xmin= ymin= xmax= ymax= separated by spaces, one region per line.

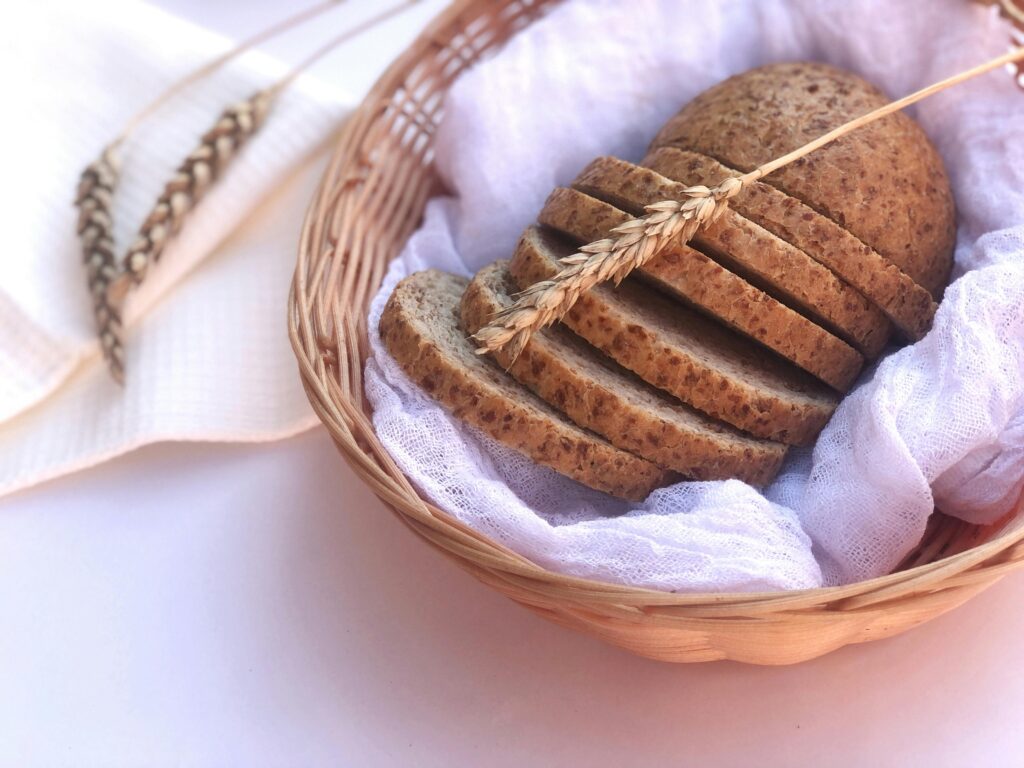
xmin=650 ymin=62 xmax=956 ymax=299
xmin=379 ymin=270 xmax=675 ymax=500
xmin=573 ymin=156 xmax=891 ymax=358
xmin=539 ymin=186 xmax=863 ymax=391
xmin=510 ymin=226 xmax=839 ymax=445
xmin=644 ymin=147 xmax=937 ymax=341
xmin=461 ymin=260 xmax=789 ymax=484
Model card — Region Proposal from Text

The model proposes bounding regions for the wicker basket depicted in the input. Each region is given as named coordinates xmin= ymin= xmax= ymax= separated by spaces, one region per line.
xmin=289 ymin=0 xmax=1024 ymax=665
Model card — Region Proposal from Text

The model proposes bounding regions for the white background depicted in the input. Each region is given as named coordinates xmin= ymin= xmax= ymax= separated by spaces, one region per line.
xmin=3 ymin=1 xmax=1024 ymax=765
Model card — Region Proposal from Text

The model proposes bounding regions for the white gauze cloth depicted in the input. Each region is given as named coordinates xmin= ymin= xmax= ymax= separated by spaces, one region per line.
xmin=364 ymin=0 xmax=1024 ymax=591
xmin=0 ymin=0 xmax=353 ymax=495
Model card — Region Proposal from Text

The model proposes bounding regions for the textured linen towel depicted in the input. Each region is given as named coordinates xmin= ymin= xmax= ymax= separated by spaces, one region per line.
xmin=0 ymin=0 xmax=352 ymax=495
xmin=365 ymin=0 xmax=1024 ymax=590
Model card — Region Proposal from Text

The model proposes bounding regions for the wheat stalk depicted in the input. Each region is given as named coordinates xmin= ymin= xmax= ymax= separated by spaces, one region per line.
xmin=124 ymin=90 xmax=273 ymax=285
xmin=75 ymin=146 xmax=127 ymax=381
xmin=76 ymin=91 xmax=273 ymax=384
xmin=77 ymin=0 xmax=422 ymax=384
xmin=975 ymin=0 xmax=1024 ymax=29
xmin=474 ymin=45 xmax=1024 ymax=359
xmin=74 ymin=0 xmax=349 ymax=384
xmin=474 ymin=179 xmax=741 ymax=360
xmin=977 ymin=0 xmax=1024 ymax=88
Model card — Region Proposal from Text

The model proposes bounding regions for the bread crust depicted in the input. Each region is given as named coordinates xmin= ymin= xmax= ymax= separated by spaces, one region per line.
xmin=461 ymin=260 xmax=789 ymax=484
xmin=380 ymin=269 xmax=675 ymax=500
xmin=644 ymin=147 xmax=937 ymax=341
xmin=510 ymin=227 xmax=839 ymax=446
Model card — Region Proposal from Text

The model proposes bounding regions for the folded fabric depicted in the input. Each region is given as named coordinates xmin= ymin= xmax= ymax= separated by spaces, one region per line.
xmin=0 ymin=0 xmax=352 ymax=495
xmin=365 ymin=0 xmax=1024 ymax=589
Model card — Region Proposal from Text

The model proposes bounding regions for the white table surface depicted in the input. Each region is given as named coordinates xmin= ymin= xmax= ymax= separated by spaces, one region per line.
xmin=4 ymin=2 xmax=1024 ymax=765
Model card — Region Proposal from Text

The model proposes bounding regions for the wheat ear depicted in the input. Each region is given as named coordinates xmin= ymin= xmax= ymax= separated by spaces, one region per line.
xmin=473 ymin=179 xmax=741 ymax=361
xmin=75 ymin=146 xmax=127 ymax=381
xmin=124 ymin=90 xmax=272 ymax=285
xmin=474 ymin=45 xmax=1024 ymax=360
xmin=82 ymin=90 xmax=272 ymax=383
xmin=78 ymin=0 xmax=422 ymax=384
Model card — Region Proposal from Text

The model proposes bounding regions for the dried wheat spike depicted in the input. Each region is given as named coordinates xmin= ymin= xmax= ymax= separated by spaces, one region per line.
xmin=75 ymin=145 xmax=126 ymax=383
xmin=474 ymin=179 xmax=740 ymax=361
xmin=124 ymin=90 xmax=273 ymax=285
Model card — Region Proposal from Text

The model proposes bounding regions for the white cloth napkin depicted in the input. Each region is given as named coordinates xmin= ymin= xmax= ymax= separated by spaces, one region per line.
xmin=365 ymin=0 xmax=1024 ymax=589
xmin=1 ymin=0 xmax=351 ymax=494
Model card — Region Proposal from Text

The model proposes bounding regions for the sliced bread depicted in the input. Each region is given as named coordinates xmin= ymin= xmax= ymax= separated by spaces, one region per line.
xmin=380 ymin=269 xmax=675 ymax=500
xmin=510 ymin=226 xmax=839 ymax=445
xmin=644 ymin=147 xmax=937 ymax=341
xmin=573 ymin=156 xmax=892 ymax=358
xmin=539 ymin=186 xmax=863 ymax=391
xmin=461 ymin=260 xmax=788 ymax=484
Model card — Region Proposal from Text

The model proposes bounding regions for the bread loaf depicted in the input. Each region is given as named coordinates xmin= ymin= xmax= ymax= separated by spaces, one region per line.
xmin=378 ymin=61 xmax=957 ymax=496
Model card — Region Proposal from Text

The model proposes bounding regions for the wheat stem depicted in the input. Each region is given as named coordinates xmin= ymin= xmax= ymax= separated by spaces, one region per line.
xmin=75 ymin=146 xmax=126 ymax=382
xmin=742 ymin=46 xmax=1024 ymax=184
xmin=475 ymin=45 xmax=1024 ymax=359
xmin=123 ymin=90 xmax=273 ymax=285
xmin=115 ymin=0 xmax=344 ymax=147
xmin=980 ymin=0 xmax=1024 ymax=29
xmin=268 ymin=0 xmax=423 ymax=98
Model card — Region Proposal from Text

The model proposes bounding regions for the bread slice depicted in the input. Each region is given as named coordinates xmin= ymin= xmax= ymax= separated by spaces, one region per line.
xmin=644 ymin=147 xmax=937 ymax=341
xmin=573 ymin=156 xmax=891 ymax=358
xmin=379 ymin=270 xmax=675 ymax=500
xmin=510 ymin=226 xmax=839 ymax=445
xmin=539 ymin=186 xmax=862 ymax=391
xmin=461 ymin=261 xmax=788 ymax=484
xmin=649 ymin=62 xmax=956 ymax=299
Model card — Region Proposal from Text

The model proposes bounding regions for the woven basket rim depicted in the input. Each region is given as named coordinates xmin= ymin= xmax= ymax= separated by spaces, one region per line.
xmin=288 ymin=0 xmax=1024 ymax=661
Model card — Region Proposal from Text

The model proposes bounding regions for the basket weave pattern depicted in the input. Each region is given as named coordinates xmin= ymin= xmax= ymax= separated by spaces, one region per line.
xmin=289 ymin=0 xmax=1024 ymax=664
